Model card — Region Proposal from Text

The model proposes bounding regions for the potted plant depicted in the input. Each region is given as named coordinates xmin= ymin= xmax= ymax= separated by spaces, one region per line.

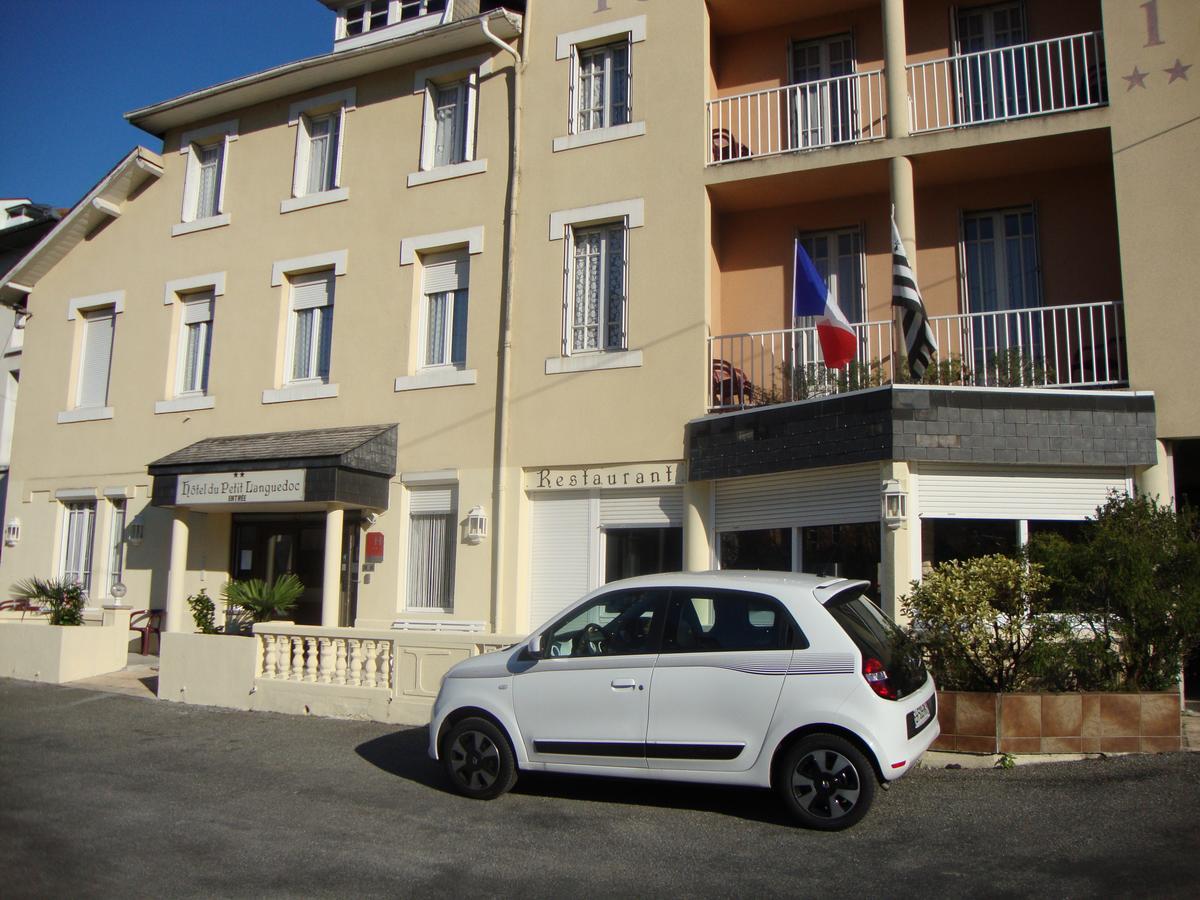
xmin=11 ymin=576 xmax=84 ymax=626
xmin=220 ymin=575 xmax=304 ymax=632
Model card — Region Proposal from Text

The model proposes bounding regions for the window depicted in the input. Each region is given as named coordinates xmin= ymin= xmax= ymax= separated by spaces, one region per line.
xmin=663 ymin=591 xmax=795 ymax=653
xmin=176 ymin=291 xmax=214 ymax=396
xmin=343 ymin=0 xmax=388 ymax=36
xmin=407 ymin=485 xmax=456 ymax=611
xmin=543 ymin=589 xmax=667 ymax=658
xmin=719 ymin=528 xmax=793 ymax=571
xmin=60 ymin=501 xmax=97 ymax=595
xmin=78 ymin=307 xmax=116 ymax=410
xmin=554 ymin=16 xmax=647 ymax=152
xmin=569 ymin=222 xmax=626 ymax=353
xmin=287 ymin=271 xmax=335 ymax=384
xmin=961 ymin=207 xmax=1041 ymax=371
xmin=400 ymin=0 xmax=446 ymax=21
xmin=798 ymin=227 xmax=865 ymax=324
xmin=420 ymin=251 xmax=469 ymax=369
xmin=175 ymin=120 xmax=236 ymax=235
xmin=109 ymin=499 xmax=126 ymax=592
xmin=286 ymin=90 xmax=355 ymax=211
xmin=790 ymin=34 xmax=856 ymax=147
xmin=603 ymin=527 xmax=682 ymax=582
xmin=955 ymin=2 xmax=1029 ymax=123
xmin=432 ymin=81 xmax=470 ymax=168
xmin=575 ymin=41 xmax=630 ymax=133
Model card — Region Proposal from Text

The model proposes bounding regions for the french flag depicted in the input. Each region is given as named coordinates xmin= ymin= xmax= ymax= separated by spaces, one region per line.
xmin=792 ymin=237 xmax=858 ymax=369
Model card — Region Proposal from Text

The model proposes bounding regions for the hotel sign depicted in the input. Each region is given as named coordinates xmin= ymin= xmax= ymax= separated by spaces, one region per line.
xmin=176 ymin=470 xmax=306 ymax=505
xmin=525 ymin=461 xmax=685 ymax=492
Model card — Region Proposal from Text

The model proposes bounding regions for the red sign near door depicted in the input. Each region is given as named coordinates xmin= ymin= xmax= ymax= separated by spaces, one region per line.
xmin=365 ymin=531 xmax=384 ymax=563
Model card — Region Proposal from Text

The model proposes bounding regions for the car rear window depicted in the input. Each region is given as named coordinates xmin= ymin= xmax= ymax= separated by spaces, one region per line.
xmin=824 ymin=590 xmax=927 ymax=698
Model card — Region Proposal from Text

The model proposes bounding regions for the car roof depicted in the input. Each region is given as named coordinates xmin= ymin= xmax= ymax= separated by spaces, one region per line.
xmin=592 ymin=570 xmax=869 ymax=604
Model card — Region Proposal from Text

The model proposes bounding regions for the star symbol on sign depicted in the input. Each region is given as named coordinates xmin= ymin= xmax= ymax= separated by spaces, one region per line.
xmin=1123 ymin=66 xmax=1149 ymax=90
xmin=1165 ymin=59 xmax=1192 ymax=83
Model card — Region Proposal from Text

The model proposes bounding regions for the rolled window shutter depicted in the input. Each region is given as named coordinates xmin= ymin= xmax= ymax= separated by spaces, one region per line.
xmin=183 ymin=291 xmax=214 ymax=324
xmin=291 ymin=270 xmax=333 ymax=310
xmin=409 ymin=485 xmax=455 ymax=514
xmin=422 ymin=251 xmax=468 ymax=293
xmin=79 ymin=309 xmax=115 ymax=408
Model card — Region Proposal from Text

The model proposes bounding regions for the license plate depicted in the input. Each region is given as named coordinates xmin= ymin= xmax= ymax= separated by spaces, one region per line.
xmin=907 ymin=694 xmax=936 ymax=738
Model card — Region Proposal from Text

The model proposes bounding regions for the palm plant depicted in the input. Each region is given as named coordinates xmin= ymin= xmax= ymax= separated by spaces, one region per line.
xmin=220 ymin=574 xmax=305 ymax=625
xmin=11 ymin=576 xmax=85 ymax=626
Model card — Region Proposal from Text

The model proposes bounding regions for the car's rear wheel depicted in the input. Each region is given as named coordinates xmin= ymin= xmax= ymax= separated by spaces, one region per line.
xmin=443 ymin=717 xmax=517 ymax=800
xmin=777 ymin=733 xmax=876 ymax=830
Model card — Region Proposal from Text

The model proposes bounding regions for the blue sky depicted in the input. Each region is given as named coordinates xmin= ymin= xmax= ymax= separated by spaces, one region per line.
xmin=1 ymin=0 xmax=334 ymax=209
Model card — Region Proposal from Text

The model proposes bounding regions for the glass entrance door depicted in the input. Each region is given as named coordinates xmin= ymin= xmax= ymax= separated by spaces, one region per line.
xmin=231 ymin=514 xmax=326 ymax=625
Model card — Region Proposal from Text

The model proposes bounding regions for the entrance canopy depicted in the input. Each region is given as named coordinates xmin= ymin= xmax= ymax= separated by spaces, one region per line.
xmin=148 ymin=423 xmax=397 ymax=511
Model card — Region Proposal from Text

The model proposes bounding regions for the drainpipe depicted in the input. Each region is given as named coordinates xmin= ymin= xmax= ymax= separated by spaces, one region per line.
xmin=480 ymin=11 xmax=525 ymax=634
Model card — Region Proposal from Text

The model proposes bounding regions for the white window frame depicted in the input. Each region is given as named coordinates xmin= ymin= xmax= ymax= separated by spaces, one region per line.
xmin=338 ymin=0 xmax=391 ymax=39
xmin=409 ymin=55 xmax=491 ymax=186
xmin=156 ymin=273 xmax=224 ymax=414
xmin=176 ymin=292 xmax=215 ymax=396
xmin=59 ymin=291 xmax=124 ymax=424
xmin=108 ymin=497 xmax=127 ymax=594
xmin=554 ymin=16 xmax=648 ymax=153
xmin=404 ymin=481 xmax=458 ymax=613
xmin=283 ymin=89 xmax=356 ymax=213
xmin=285 ymin=271 xmax=335 ymax=385
xmin=396 ymin=228 xmax=483 ymax=391
xmin=417 ymin=251 xmax=470 ymax=372
xmin=59 ymin=500 xmax=97 ymax=597
xmin=174 ymin=120 xmax=237 ymax=236
xmin=264 ymin=252 xmax=347 ymax=404
xmin=546 ymin=200 xmax=644 ymax=374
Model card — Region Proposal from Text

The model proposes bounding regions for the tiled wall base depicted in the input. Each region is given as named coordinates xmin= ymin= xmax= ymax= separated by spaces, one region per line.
xmin=932 ymin=691 xmax=1181 ymax=754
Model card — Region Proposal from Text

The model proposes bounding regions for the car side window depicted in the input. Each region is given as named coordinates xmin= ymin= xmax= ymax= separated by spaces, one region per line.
xmin=663 ymin=590 xmax=799 ymax=653
xmin=542 ymin=589 xmax=667 ymax=658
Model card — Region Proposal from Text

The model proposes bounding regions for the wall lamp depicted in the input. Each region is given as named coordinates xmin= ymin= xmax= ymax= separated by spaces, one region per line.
xmin=465 ymin=506 xmax=488 ymax=545
xmin=881 ymin=480 xmax=908 ymax=530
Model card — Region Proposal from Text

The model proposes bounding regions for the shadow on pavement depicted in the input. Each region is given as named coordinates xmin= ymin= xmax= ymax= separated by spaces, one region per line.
xmin=355 ymin=728 xmax=443 ymax=789
xmin=357 ymin=727 xmax=792 ymax=826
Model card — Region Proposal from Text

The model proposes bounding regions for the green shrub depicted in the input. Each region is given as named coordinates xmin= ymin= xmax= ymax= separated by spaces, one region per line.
xmin=220 ymin=574 xmax=304 ymax=624
xmin=11 ymin=577 xmax=85 ymax=626
xmin=1029 ymin=492 xmax=1200 ymax=692
xmin=186 ymin=588 xmax=220 ymax=634
xmin=901 ymin=555 xmax=1067 ymax=692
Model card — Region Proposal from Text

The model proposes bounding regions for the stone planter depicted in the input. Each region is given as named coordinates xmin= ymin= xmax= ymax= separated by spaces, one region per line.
xmin=934 ymin=690 xmax=1182 ymax=754
xmin=0 ymin=610 xmax=131 ymax=684
xmin=157 ymin=632 xmax=258 ymax=709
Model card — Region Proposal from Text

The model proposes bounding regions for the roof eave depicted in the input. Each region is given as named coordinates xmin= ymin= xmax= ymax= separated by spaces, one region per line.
xmin=126 ymin=9 xmax=522 ymax=138
xmin=0 ymin=147 xmax=164 ymax=307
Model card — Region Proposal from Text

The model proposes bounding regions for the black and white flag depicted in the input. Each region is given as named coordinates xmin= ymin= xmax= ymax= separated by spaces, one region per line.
xmin=891 ymin=219 xmax=937 ymax=379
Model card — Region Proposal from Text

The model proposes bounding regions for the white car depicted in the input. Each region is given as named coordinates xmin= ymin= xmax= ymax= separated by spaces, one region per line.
xmin=428 ymin=571 xmax=938 ymax=830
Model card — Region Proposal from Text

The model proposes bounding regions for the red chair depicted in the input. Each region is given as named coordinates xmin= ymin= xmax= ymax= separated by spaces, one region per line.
xmin=712 ymin=358 xmax=754 ymax=408
xmin=129 ymin=609 xmax=164 ymax=656
xmin=711 ymin=128 xmax=752 ymax=162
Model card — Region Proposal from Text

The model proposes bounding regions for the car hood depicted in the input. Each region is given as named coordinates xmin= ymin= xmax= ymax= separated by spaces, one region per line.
xmin=445 ymin=642 xmax=526 ymax=679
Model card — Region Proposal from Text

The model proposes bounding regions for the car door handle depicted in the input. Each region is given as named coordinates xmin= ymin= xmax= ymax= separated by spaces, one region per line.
xmin=610 ymin=678 xmax=637 ymax=690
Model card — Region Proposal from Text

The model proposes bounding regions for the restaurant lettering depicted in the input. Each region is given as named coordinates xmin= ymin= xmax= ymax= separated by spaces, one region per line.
xmin=526 ymin=462 xmax=684 ymax=491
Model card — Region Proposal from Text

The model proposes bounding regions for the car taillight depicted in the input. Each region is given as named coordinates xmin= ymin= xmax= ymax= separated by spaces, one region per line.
xmin=863 ymin=656 xmax=897 ymax=700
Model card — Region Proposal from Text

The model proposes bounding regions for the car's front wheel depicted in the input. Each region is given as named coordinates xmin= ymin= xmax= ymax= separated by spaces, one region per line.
xmin=777 ymin=733 xmax=876 ymax=830
xmin=443 ymin=717 xmax=517 ymax=800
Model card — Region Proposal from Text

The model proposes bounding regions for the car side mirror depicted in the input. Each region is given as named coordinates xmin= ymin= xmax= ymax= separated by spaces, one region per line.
xmin=527 ymin=634 xmax=544 ymax=659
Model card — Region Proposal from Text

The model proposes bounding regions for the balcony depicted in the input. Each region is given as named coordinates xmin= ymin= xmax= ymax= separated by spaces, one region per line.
xmin=707 ymin=71 xmax=888 ymax=165
xmin=709 ymin=300 xmax=1125 ymax=412
xmin=907 ymin=32 xmax=1108 ymax=134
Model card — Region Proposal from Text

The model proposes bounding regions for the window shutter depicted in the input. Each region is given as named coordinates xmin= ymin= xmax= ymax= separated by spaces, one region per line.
xmin=561 ymin=226 xmax=572 ymax=356
xmin=293 ymin=116 xmax=311 ymax=197
xmin=422 ymin=251 xmax=468 ymax=294
xmin=291 ymin=270 xmax=333 ymax=310
xmin=409 ymin=484 xmax=455 ymax=514
xmin=183 ymin=292 xmax=214 ymax=324
xmin=182 ymin=147 xmax=201 ymax=222
xmin=78 ymin=309 xmax=115 ymax=409
xmin=568 ymin=44 xmax=578 ymax=134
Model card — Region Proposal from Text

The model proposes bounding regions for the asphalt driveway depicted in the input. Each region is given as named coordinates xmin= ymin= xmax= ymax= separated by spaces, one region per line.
xmin=1 ymin=678 xmax=1198 ymax=898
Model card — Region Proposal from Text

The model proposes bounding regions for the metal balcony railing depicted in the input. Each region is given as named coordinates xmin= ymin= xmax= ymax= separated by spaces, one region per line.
xmin=907 ymin=32 xmax=1108 ymax=134
xmin=709 ymin=300 xmax=1126 ymax=411
xmin=707 ymin=70 xmax=887 ymax=164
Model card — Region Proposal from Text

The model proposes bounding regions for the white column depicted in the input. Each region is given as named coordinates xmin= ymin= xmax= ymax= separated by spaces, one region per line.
xmin=879 ymin=460 xmax=917 ymax=622
xmin=881 ymin=0 xmax=911 ymax=139
xmin=165 ymin=510 xmax=189 ymax=633
xmin=1135 ymin=439 xmax=1175 ymax=506
xmin=322 ymin=508 xmax=345 ymax=628
xmin=890 ymin=154 xmax=918 ymax=368
xmin=683 ymin=480 xmax=713 ymax=572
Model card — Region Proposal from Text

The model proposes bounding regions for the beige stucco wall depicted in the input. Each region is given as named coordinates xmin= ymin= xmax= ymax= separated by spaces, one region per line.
xmin=1103 ymin=0 xmax=1200 ymax=439
xmin=0 ymin=621 xmax=128 ymax=683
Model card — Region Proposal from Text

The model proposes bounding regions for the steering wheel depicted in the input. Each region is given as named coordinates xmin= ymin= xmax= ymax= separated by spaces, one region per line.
xmin=574 ymin=622 xmax=607 ymax=657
